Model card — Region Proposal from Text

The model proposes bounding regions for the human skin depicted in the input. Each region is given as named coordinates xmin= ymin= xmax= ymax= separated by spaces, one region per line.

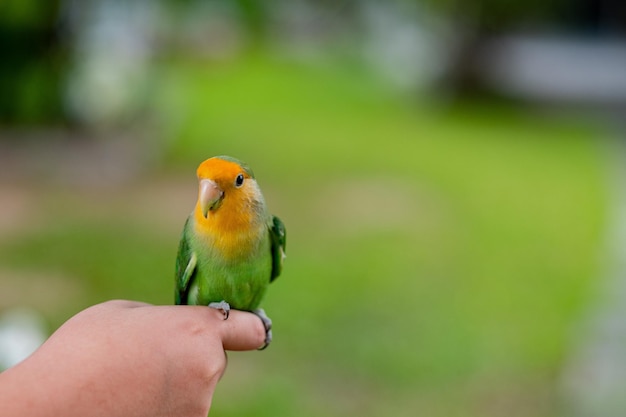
xmin=0 ymin=300 xmax=267 ymax=417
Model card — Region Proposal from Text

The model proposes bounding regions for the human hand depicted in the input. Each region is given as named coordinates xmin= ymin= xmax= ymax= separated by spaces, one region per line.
xmin=0 ymin=300 xmax=266 ymax=417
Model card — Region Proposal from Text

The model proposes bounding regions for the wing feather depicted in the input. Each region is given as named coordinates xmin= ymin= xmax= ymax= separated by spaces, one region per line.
xmin=269 ymin=215 xmax=286 ymax=282
xmin=175 ymin=217 xmax=197 ymax=305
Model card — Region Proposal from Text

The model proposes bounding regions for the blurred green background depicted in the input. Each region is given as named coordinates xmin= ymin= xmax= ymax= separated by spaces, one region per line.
xmin=1 ymin=0 xmax=624 ymax=416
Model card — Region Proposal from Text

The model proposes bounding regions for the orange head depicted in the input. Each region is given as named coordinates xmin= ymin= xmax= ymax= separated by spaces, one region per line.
xmin=194 ymin=156 xmax=265 ymax=230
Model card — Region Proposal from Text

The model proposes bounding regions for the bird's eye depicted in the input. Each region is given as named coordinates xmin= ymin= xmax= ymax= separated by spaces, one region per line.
xmin=235 ymin=173 xmax=245 ymax=188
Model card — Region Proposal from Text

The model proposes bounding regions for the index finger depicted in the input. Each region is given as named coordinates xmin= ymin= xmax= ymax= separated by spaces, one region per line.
xmin=216 ymin=309 xmax=267 ymax=351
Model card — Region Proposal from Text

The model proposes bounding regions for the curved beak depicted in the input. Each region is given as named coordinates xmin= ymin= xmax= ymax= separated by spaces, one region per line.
xmin=199 ymin=179 xmax=223 ymax=218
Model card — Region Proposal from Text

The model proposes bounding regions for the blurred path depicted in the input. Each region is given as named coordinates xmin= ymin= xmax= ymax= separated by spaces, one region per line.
xmin=561 ymin=137 xmax=626 ymax=417
xmin=0 ymin=129 xmax=148 ymax=187
xmin=0 ymin=129 xmax=149 ymax=241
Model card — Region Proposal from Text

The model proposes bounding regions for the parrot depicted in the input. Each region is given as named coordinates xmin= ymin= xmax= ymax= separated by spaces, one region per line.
xmin=175 ymin=156 xmax=286 ymax=349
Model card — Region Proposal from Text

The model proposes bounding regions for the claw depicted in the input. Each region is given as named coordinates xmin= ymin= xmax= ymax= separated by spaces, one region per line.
xmin=252 ymin=308 xmax=272 ymax=350
xmin=208 ymin=300 xmax=231 ymax=320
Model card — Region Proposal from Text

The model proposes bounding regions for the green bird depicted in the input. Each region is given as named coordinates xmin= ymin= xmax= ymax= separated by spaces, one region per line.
xmin=175 ymin=156 xmax=286 ymax=349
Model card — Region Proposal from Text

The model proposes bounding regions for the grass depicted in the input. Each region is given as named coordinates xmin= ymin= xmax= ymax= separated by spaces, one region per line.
xmin=0 ymin=54 xmax=608 ymax=416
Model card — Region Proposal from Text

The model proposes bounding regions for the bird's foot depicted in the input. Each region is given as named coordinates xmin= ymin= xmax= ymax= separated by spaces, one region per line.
xmin=252 ymin=308 xmax=272 ymax=350
xmin=208 ymin=300 xmax=231 ymax=320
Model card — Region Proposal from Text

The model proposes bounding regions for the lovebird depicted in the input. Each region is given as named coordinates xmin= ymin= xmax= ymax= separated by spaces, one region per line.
xmin=175 ymin=156 xmax=286 ymax=349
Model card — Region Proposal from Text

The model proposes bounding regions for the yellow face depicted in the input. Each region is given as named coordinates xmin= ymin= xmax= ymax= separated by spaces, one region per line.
xmin=194 ymin=157 xmax=264 ymax=232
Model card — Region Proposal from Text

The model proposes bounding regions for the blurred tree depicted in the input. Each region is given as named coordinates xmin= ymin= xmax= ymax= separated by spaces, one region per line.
xmin=164 ymin=0 xmax=271 ymax=51
xmin=420 ymin=0 xmax=626 ymax=96
xmin=0 ymin=0 xmax=66 ymax=125
xmin=234 ymin=0 xmax=269 ymax=50
xmin=422 ymin=0 xmax=570 ymax=32
xmin=420 ymin=0 xmax=568 ymax=96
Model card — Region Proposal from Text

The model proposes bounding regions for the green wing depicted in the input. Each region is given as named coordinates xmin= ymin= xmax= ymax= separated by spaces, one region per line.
xmin=175 ymin=217 xmax=197 ymax=305
xmin=269 ymin=215 xmax=286 ymax=282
